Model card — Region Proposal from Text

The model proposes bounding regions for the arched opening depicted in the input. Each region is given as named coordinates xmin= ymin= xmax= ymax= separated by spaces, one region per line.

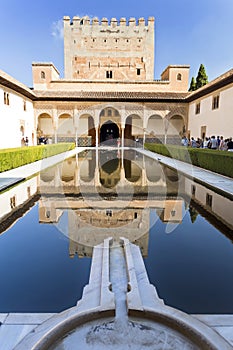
xmin=125 ymin=114 xmax=143 ymax=146
xmin=61 ymin=157 xmax=76 ymax=182
xmin=99 ymin=150 xmax=120 ymax=188
xmin=177 ymin=73 xmax=182 ymax=81
xmin=79 ymin=151 xmax=96 ymax=182
xmin=100 ymin=120 xmax=119 ymax=146
xmin=124 ymin=159 xmax=142 ymax=183
xmin=40 ymin=168 xmax=55 ymax=183
xmin=147 ymin=115 xmax=164 ymax=143
xmin=78 ymin=114 xmax=95 ymax=147
xmin=146 ymin=159 xmax=162 ymax=182
xmin=167 ymin=115 xmax=185 ymax=145
xmin=37 ymin=113 xmax=53 ymax=144
xmin=164 ymin=167 xmax=179 ymax=182
xmin=58 ymin=114 xmax=75 ymax=143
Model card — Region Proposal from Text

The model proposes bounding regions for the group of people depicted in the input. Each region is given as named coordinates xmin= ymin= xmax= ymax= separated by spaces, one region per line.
xmin=38 ymin=136 xmax=48 ymax=144
xmin=181 ymin=135 xmax=233 ymax=151
xmin=21 ymin=136 xmax=29 ymax=146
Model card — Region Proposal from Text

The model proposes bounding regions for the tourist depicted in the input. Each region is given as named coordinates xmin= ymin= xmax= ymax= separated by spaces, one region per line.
xmin=203 ymin=137 xmax=210 ymax=148
xmin=216 ymin=136 xmax=221 ymax=149
xmin=25 ymin=136 xmax=29 ymax=146
xmin=219 ymin=136 xmax=227 ymax=151
xmin=209 ymin=136 xmax=218 ymax=150
xmin=190 ymin=137 xmax=197 ymax=148
xmin=196 ymin=138 xmax=202 ymax=148
xmin=181 ymin=136 xmax=188 ymax=146
xmin=227 ymin=137 xmax=233 ymax=151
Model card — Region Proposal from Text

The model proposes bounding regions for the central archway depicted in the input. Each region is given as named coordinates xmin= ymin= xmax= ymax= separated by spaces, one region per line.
xmin=100 ymin=120 xmax=119 ymax=146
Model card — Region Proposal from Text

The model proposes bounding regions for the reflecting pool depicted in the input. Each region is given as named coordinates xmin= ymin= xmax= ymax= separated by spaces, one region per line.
xmin=0 ymin=149 xmax=232 ymax=314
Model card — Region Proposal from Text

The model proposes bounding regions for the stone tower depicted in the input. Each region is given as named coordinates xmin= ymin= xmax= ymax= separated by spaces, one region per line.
xmin=63 ymin=16 xmax=155 ymax=81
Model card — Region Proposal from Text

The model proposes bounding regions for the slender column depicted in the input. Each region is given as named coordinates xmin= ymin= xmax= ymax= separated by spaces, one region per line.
xmin=54 ymin=128 xmax=58 ymax=144
xmin=96 ymin=146 xmax=99 ymax=166
xmin=95 ymin=126 xmax=99 ymax=147
xmin=143 ymin=129 xmax=146 ymax=149
xmin=94 ymin=165 xmax=101 ymax=187
xmin=121 ymin=127 xmax=125 ymax=148
xmin=54 ymin=165 xmax=61 ymax=187
xmin=94 ymin=146 xmax=100 ymax=186
xmin=74 ymin=109 xmax=79 ymax=147
xmin=141 ymin=168 xmax=147 ymax=187
xmin=120 ymin=107 xmax=126 ymax=148
xmin=53 ymin=109 xmax=58 ymax=143
xmin=74 ymin=161 xmax=80 ymax=187
xmin=121 ymin=148 xmax=124 ymax=169
xmin=75 ymin=128 xmax=78 ymax=147
xmin=94 ymin=109 xmax=100 ymax=148
xmin=164 ymin=118 xmax=169 ymax=145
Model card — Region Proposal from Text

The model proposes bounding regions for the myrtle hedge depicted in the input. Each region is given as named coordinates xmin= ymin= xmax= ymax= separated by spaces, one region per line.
xmin=145 ymin=143 xmax=233 ymax=178
xmin=0 ymin=143 xmax=75 ymax=173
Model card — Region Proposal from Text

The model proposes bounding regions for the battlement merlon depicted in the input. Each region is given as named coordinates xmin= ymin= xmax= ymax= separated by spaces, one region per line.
xmin=63 ymin=15 xmax=155 ymax=28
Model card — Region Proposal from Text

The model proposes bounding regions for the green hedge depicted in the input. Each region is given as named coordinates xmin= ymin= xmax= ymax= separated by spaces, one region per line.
xmin=0 ymin=143 xmax=75 ymax=173
xmin=145 ymin=143 xmax=233 ymax=178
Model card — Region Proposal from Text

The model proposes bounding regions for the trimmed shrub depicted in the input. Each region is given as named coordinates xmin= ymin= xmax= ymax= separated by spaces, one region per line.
xmin=0 ymin=143 xmax=75 ymax=173
xmin=145 ymin=143 xmax=233 ymax=178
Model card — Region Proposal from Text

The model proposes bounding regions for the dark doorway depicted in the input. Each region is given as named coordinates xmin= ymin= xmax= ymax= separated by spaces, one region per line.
xmin=100 ymin=121 xmax=119 ymax=146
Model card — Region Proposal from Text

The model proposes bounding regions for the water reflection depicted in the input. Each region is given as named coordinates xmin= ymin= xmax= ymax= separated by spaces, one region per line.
xmin=0 ymin=150 xmax=232 ymax=242
xmin=38 ymin=150 xmax=185 ymax=258
xmin=0 ymin=150 xmax=233 ymax=313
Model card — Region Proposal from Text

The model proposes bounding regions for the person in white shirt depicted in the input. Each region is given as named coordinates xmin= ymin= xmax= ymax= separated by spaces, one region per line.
xmin=209 ymin=136 xmax=218 ymax=149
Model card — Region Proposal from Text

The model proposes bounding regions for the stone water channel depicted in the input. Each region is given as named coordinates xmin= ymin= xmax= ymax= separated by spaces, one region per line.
xmin=0 ymin=148 xmax=232 ymax=349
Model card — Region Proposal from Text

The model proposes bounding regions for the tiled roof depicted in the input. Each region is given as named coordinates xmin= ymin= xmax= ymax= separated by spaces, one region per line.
xmin=34 ymin=90 xmax=189 ymax=101
xmin=187 ymin=68 xmax=233 ymax=101
xmin=0 ymin=69 xmax=36 ymax=99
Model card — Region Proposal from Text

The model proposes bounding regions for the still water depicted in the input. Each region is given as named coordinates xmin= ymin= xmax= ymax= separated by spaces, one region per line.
xmin=0 ymin=149 xmax=232 ymax=314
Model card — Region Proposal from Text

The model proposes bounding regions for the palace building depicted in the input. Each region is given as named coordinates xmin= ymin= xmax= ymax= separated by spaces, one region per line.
xmin=0 ymin=16 xmax=232 ymax=149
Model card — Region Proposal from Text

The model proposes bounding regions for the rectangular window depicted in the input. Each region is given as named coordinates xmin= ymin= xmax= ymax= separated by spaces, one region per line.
xmin=10 ymin=195 xmax=16 ymax=209
xmin=23 ymin=100 xmax=27 ymax=111
xmin=137 ymin=68 xmax=141 ymax=76
xmin=4 ymin=92 xmax=10 ymax=105
xmin=195 ymin=102 xmax=200 ymax=114
xmin=212 ymin=95 xmax=219 ymax=109
xmin=206 ymin=193 xmax=213 ymax=208
xmin=106 ymin=71 xmax=113 ymax=79
xmin=106 ymin=209 xmax=112 ymax=217
xmin=191 ymin=185 xmax=196 ymax=196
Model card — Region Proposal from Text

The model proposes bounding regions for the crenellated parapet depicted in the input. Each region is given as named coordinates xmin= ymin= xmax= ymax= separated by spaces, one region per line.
xmin=63 ymin=15 xmax=154 ymax=27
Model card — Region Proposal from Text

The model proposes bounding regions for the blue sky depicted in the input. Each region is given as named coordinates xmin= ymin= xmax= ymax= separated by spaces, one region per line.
xmin=0 ymin=0 xmax=232 ymax=87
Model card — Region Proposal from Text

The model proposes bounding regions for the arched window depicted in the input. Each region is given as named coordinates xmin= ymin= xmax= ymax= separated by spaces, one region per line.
xmin=177 ymin=73 xmax=182 ymax=81
xmin=41 ymin=71 xmax=46 ymax=79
